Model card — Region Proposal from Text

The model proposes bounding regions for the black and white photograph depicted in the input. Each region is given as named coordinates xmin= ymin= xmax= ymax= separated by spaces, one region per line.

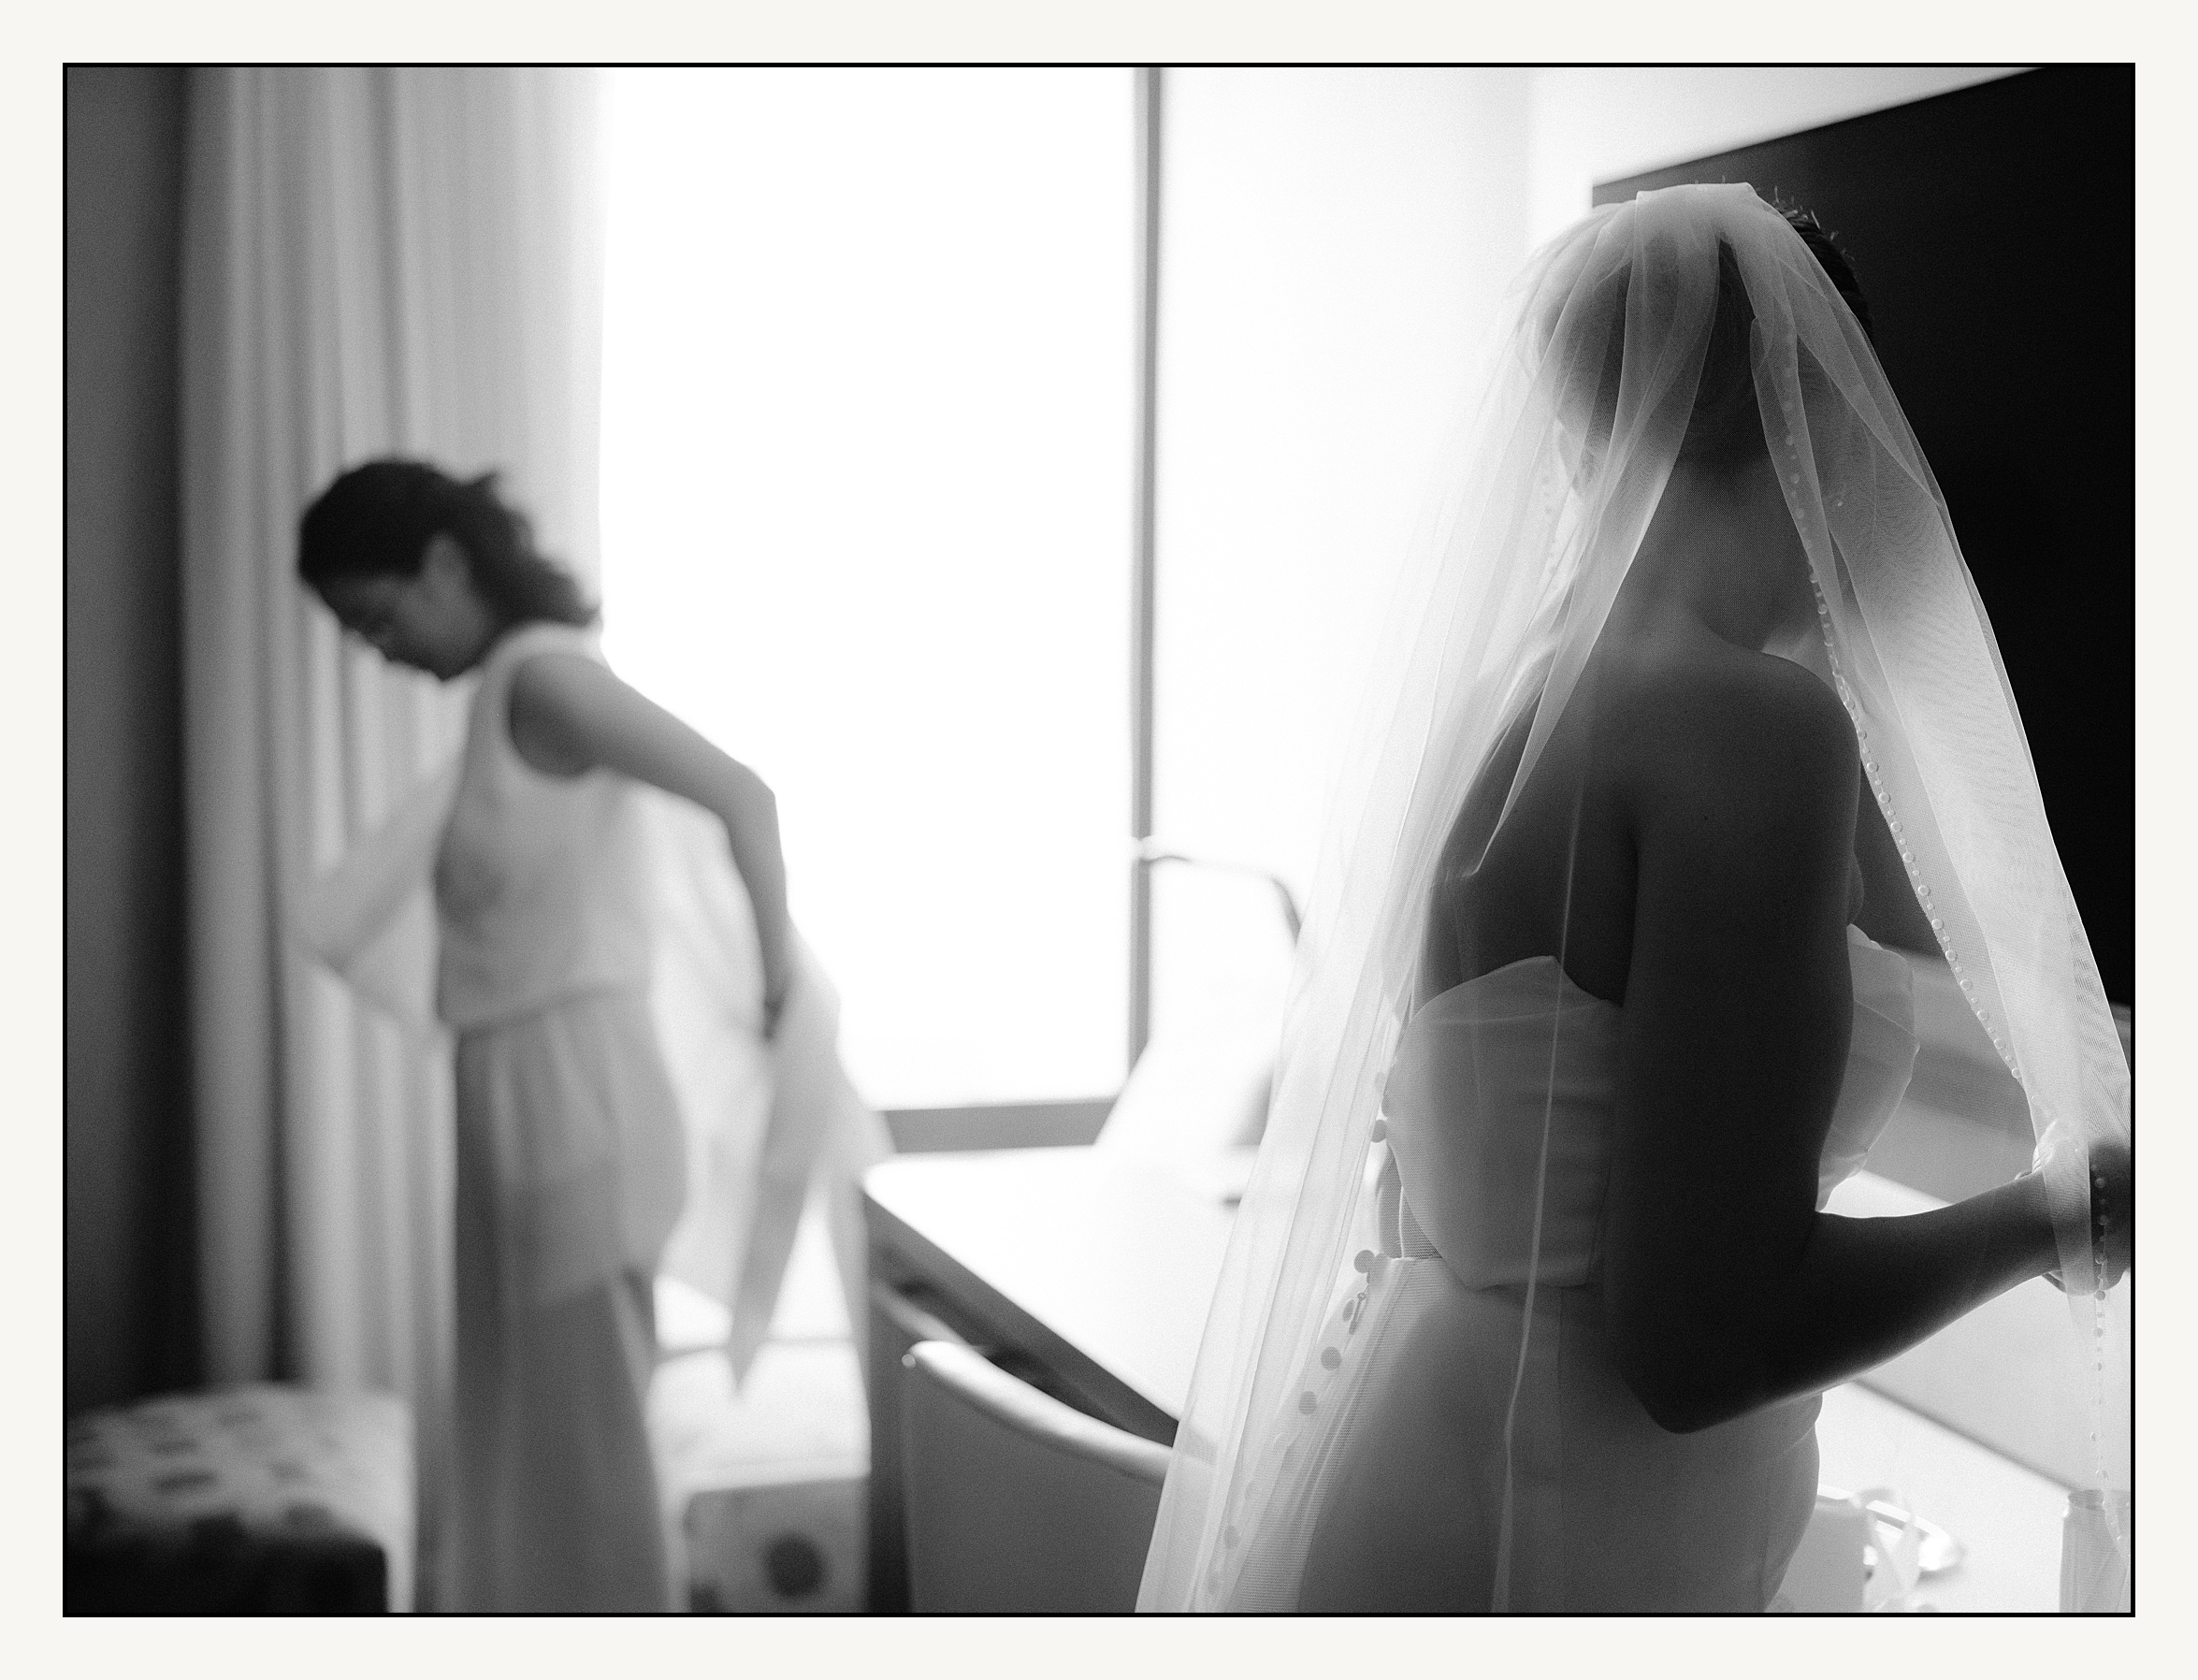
xmin=51 ymin=34 xmax=2172 ymax=1643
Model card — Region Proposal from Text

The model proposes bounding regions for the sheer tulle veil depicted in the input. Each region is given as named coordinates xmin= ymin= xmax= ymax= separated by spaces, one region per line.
xmin=1136 ymin=183 xmax=2131 ymax=1611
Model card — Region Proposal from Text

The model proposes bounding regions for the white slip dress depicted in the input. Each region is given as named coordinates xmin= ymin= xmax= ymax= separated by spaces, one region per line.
xmin=302 ymin=619 xmax=891 ymax=1610
xmin=437 ymin=621 xmax=685 ymax=1613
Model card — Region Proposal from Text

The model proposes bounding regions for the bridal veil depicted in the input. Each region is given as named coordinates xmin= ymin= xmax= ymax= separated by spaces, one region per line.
xmin=1136 ymin=183 xmax=2131 ymax=1612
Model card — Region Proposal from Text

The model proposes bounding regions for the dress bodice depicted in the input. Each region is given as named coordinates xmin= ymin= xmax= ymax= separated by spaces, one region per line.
xmin=435 ymin=622 xmax=653 ymax=1030
xmin=1381 ymin=926 xmax=1919 ymax=1288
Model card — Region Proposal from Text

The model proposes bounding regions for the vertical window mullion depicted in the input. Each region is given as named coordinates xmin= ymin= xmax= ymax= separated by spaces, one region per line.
xmin=1129 ymin=65 xmax=1163 ymax=1070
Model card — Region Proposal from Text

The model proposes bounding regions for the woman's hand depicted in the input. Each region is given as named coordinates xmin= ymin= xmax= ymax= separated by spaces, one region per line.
xmin=2094 ymin=1136 xmax=2133 ymax=1288
xmin=2031 ymin=1135 xmax=2136 ymax=1293
xmin=2046 ymin=1135 xmax=2133 ymax=1294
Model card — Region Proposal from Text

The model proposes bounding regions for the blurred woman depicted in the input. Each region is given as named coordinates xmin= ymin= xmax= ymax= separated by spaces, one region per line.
xmin=300 ymin=460 xmax=793 ymax=1611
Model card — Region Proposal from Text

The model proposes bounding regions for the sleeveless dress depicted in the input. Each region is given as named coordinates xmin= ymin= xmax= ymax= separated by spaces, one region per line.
xmin=437 ymin=621 xmax=687 ymax=1612
xmin=1217 ymin=927 xmax=1919 ymax=1612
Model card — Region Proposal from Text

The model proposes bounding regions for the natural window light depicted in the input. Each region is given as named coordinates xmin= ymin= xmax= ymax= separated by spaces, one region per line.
xmin=599 ymin=68 xmax=1136 ymax=1110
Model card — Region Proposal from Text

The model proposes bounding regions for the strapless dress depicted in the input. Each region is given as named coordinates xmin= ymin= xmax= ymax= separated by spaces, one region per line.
xmin=1212 ymin=927 xmax=1920 ymax=1612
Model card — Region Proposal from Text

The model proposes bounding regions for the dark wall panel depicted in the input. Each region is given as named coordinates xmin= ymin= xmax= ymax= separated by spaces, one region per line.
xmin=1598 ymin=67 xmax=2134 ymax=1003
xmin=66 ymin=65 xmax=199 ymax=1412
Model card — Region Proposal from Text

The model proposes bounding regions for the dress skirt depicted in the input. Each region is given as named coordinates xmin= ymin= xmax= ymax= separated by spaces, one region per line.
xmin=447 ymin=989 xmax=687 ymax=1612
xmin=1224 ymin=1254 xmax=1821 ymax=1612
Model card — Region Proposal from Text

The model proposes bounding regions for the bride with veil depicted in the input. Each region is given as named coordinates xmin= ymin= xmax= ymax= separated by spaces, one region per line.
xmin=1139 ymin=183 xmax=2132 ymax=1613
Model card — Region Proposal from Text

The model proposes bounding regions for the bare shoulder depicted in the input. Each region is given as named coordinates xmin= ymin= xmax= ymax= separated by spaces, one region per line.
xmin=506 ymin=648 xmax=629 ymax=775
xmin=507 ymin=643 xmax=742 ymax=798
xmin=507 ymin=645 xmax=646 ymax=735
xmin=1608 ymin=644 xmax=1858 ymax=833
xmin=509 ymin=645 xmax=617 ymax=707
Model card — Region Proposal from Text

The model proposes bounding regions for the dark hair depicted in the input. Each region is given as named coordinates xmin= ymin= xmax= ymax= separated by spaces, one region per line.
xmin=1684 ymin=206 xmax=1878 ymax=470
xmin=1780 ymin=204 xmax=1873 ymax=341
xmin=297 ymin=458 xmax=597 ymax=628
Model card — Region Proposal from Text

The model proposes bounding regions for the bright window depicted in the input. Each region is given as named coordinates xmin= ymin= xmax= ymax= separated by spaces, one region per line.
xmin=599 ymin=68 xmax=1136 ymax=1109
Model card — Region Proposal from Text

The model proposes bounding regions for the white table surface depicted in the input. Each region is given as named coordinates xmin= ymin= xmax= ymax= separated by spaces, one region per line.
xmin=864 ymin=1145 xmax=1237 ymax=1431
xmin=1816 ymin=1381 xmax=2070 ymax=1612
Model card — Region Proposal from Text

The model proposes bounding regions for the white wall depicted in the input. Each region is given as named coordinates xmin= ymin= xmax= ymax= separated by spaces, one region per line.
xmin=1149 ymin=67 xmax=1532 ymax=1040
xmin=1526 ymin=66 xmax=2020 ymax=244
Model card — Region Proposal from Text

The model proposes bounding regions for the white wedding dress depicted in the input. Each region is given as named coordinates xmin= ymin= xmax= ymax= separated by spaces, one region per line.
xmin=1209 ymin=928 xmax=1918 ymax=1612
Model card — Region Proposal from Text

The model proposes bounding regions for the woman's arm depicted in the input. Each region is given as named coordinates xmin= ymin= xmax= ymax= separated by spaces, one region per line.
xmin=1598 ymin=657 xmax=2089 ymax=1433
xmin=507 ymin=650 xmax=794 ymax=1027
xmin=301 ymin=760 xmax=460 ymax=968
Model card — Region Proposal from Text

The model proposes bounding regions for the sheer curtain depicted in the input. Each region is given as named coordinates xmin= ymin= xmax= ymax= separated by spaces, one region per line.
xmin=179 ymin=67 xmax=604 ymax=1597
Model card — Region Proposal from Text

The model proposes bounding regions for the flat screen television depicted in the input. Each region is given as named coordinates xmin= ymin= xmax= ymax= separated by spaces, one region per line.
xmin=1598 ymin=67 xmax=2134 ymax=1006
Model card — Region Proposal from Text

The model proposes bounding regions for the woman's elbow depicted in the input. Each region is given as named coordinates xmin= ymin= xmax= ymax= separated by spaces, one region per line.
xmin=1631 ymin=1379 xmax=1747 ymax=1436
xmin=1610 ymin=1326 xmax=1766 ymax=1434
